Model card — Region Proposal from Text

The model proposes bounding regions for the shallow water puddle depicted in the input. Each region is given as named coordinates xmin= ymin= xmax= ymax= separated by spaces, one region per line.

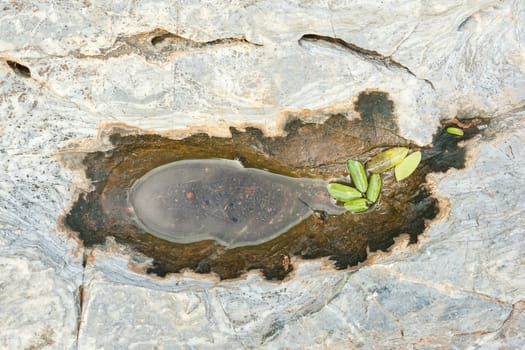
xmin=129 ymin=159 xmax=345 ymax=248
xmin=64 ymin=92 xmax=485 ymax=280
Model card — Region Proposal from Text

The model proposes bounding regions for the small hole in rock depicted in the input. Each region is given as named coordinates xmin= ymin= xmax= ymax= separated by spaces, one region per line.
xmin=6 ymin=60 xmax=31 ymax=78
xmin=151 ymin=34 xmax=170 ymax=46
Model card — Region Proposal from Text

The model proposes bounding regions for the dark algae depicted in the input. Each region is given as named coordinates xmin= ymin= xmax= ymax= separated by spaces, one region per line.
xmin=65 ymin=95 xmax=485 ymax=280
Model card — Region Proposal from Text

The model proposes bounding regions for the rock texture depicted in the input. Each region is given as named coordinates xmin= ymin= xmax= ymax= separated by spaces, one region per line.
xmin=1 ymin=0 xmax=524 ymax=349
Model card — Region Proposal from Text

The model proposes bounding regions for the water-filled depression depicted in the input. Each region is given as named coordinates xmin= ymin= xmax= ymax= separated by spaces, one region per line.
xmin=128 ymin=159 xmax=345 ymax=248
xmin=64 ymin=91 xmax=485 ymax=280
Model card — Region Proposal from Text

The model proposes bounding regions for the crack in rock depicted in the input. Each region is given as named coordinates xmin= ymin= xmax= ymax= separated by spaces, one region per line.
xmin=495 ymin=301 xmax=525 ymax=334
xmin=75 ymin=252 xmax=87 ymax=350
xmin=299 ymin=34 xmax=435 ymax=90
xmin=5 ymin=59 xmax=31 ymax=78
xmin=73 ymin=28 xmax=262 ymax=63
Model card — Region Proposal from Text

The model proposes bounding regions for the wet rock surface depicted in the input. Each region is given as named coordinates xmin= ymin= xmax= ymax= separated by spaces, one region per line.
xmin=64 ymin=113 xmax=484 ymax=280
xmin=1 ymin=0 xmax=524 ymax=348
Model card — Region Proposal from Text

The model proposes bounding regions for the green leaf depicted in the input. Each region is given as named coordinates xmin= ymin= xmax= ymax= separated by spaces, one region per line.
xmin=366 ymin=147 xmax=409 ymax=174
xmin=327 ymin=183 xmax=362 ymax=202
xmin=366 ymin=173 xmax=382 ymax=203
xmin=394 ymin=151 xmax=422 ymax=181
xmin=446 ymin=126 xmax=464 ymax=136
xmin=343 ymin=198 xmax=369 ymax=213
xmin=347 ymin=160 xmax=368 ymax=193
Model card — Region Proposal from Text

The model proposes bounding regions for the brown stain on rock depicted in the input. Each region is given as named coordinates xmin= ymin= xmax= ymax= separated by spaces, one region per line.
xmin=64 ymin=92 xmax=485 ymax=280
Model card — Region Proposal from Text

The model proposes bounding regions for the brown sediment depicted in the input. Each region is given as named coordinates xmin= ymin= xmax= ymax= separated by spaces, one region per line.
xmin=440 ymin=117 xmax=481 ymax=129
xmin=63 ymin=92 xmax=486 ymax=280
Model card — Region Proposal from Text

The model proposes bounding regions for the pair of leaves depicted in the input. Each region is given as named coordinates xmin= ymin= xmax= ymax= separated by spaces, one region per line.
xmin=366 ymin=147 xmax=422 ymax=181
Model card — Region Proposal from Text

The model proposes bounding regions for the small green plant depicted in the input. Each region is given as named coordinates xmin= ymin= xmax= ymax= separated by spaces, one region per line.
xmin=394 ymin=151 xmax=421 ymax=181
xmin=327 ymin=147 xmax=422 ymax=213
xmin=346 ymin=160 xmax=368 ymax=193
xmin=326 ymin=183 xmax=362 ymax=202
xmin=366 ymin=173 xmax=381 ymax=203
xmin=446 ymin=126 xmax=464 ymax=136
xmin=344 ymin=198 xmax=369 ymax=213
xmin=366 ymin=147 xmax=409 ymax=174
